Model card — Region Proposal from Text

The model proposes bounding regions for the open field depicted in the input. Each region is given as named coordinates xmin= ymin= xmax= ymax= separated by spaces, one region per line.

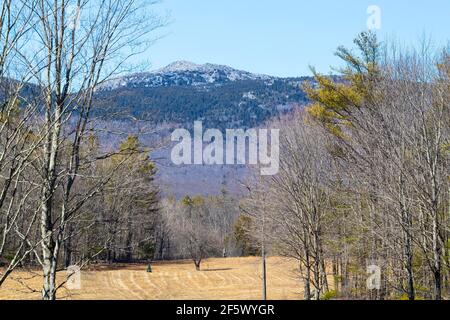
xmin=0 ymin=257 xmax=315 ymax=300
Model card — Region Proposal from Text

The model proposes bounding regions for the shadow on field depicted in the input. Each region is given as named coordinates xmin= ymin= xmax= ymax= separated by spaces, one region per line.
xmin=202 ymin=268 xmax=233 ymax=272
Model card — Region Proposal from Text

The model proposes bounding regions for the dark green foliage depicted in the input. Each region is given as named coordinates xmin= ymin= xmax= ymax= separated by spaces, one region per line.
xmin=93 ymin=79 xmax=311 ymax=129
xmin=233 ymin=215 xmax=260 ymax=256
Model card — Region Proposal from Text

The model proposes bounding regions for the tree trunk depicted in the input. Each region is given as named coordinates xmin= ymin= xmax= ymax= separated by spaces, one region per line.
xmin=405 ymin=235 xmax=415 ymax=300
xmin=303 ymin=265 xmax=312 ymax=300
xmin=63 ymin=225 xmax=73 ymax=268
xmin=40 ymin=86 xmax=63 ymax=299
xmin=321 ymin=257 xmax=329 ymax=293
xmin=41 ymin=206 xmax=57 ymax=300
xmin=262 ymin=245 xmax=267 ymax=301
xmin=432 ymin=207 xmax=442 ymax=300
xmin=194 ymin=259 xmax=201 ymax=271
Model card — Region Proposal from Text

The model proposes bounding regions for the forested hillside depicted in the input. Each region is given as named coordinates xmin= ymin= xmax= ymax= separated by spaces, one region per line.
xmin=0 ymin=0 xmax=448 ymax=302
xmin=93 ymin=62 xmax=311 ymax=129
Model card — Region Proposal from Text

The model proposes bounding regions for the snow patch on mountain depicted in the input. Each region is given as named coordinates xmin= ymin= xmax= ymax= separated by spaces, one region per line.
xmin=98 ymin=61 xmax=274 ymax=91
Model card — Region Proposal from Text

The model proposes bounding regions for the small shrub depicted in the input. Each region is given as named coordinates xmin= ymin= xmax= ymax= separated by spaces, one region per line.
xmin=321 ymin=290 xmax=338 ymax=300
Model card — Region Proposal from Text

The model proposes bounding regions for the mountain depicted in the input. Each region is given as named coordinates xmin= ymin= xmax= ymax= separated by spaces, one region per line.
xmin=93 ymin=61 xmax=311 ymax=129
xmin=93 ymin=61 xmax=313 ymax=197
xmin=4 ymin=62 xmax=313 ymax=196
xmin=97 ymin=61 xmax=272 ymax=90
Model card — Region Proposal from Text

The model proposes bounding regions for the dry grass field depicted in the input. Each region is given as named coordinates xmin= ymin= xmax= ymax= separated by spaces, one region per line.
xmin=0 ymin=257 xmax=318 ymax=300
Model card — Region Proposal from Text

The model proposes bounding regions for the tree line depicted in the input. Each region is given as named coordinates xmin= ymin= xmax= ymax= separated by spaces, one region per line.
xmin=0 ymin=0 xmax=163 ymax=300
xmin=241 ymin=32 xmax=450 ymax=300
xmin=0 ymin=0 xmax=448 ymax=302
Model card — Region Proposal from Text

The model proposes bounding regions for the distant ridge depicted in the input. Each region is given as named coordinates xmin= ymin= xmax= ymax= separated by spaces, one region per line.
xmin=92 ymin=61 xmax=313 ymax=196
xmin=98 ymin=60 xmax=274 ymax=91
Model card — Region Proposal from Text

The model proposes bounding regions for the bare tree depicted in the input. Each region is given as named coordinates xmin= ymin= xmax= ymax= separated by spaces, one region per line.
xmin=303 ymin=32 xmax=449 ymax=299
xmin=0 ymin=0 xmax=46 ymax=286
xmin=23 ymin=0 xmax=164 ymax=299
xmin=262 ymin=112 xmax=331 ymax=300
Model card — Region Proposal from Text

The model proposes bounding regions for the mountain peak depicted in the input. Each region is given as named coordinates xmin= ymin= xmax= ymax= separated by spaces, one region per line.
xmin=154 ymin=60 xmax=201 ymax=73
xmin=153 ymin=61 xmax=243 ymax=75
xmin=98 ymin=61 xmax=274 ymax=91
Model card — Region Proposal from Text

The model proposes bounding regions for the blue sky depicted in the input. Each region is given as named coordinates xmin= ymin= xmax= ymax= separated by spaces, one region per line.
xmin=145 ymin=0 xmax=450 ymax=77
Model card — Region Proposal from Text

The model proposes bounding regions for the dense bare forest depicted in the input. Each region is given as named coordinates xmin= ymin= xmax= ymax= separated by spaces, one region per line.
xmin=0 ymin=0 xmax=164 ymax=299
xmin=242 ymin=33 xmax=450 ymax=300
xmin=0 ymin=1 xmax=449 ymax=301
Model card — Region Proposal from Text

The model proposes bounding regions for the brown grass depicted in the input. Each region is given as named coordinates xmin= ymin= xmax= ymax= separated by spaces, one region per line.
xmin=0 ymin=257 xmax=316 ymax=300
